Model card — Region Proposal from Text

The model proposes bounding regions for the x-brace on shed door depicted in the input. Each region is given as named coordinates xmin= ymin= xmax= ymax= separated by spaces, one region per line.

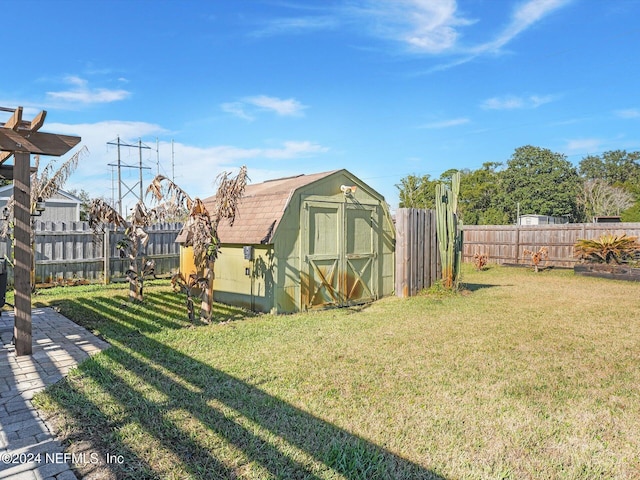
xmin=302 ymin=199 xmax=378 ymax=309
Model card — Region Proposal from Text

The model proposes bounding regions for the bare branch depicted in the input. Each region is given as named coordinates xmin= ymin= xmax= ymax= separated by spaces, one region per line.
xmin=578 ymin=179 xmax=634 ymax=219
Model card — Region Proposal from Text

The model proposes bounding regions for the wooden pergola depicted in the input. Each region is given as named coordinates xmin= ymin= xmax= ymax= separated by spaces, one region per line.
xmin=0 ymin=106 xmax=80 ymax=356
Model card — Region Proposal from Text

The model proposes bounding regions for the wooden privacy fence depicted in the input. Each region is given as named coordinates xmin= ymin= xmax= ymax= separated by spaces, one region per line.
xmin=462 ymin=223 xmax=640 ymax=268
xmin=395 ymin=208 xmax=441 ymax=297
xmin=0 ymin=221 xmax=182 ymax=285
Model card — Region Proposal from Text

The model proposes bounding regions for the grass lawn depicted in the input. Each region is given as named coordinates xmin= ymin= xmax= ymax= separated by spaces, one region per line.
xmin=29 ymin=265 xmax=640 ymax=479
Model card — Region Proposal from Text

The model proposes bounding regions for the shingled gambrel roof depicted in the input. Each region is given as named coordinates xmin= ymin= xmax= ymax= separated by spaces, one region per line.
xmin=205 ymin=170 xmax=339 ymax=245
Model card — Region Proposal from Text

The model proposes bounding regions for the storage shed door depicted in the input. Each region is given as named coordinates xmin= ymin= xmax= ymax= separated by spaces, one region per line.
xmin=302 ymin=200 xmax=377 ymax=309
xmin=303 ymin=202 xmax=341 ymax=308
xmin=345 ymin=205 xmax=376 ymax=306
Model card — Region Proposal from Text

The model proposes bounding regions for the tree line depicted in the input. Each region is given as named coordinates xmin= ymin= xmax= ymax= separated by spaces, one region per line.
xmin=396 ymin=145 xmax=640 ymax=224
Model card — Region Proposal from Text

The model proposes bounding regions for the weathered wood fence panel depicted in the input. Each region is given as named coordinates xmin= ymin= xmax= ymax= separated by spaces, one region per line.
xmin=0 ymin=221 xmax=182 ymax=284
xmin=462 ymin=223 xmax=640 ymax=267
xmin=395 ymin=208 xmax=440 ymax=297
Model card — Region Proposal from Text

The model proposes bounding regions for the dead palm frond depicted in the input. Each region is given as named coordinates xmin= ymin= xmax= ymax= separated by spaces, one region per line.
xmin=210 ymin=166 xmax=249 ymax=227
xmin=147 ymin=166 xmax=248 ymax=322
xmin=0 ymin=147 xmax=88 ymax=291
xmin=473 ymin=252 xmax=488 ymax=270
xmin=147 ymin=175 xmax=193 ymax=211
xmin=88 ymin=198 xmax=155 ymax=301
xmin=523 ymin=247 xmax=549 ymax=272
xmin=147 ymin=166 xmax=248 ymax=268
xmin=0 ymin=146 xmax=89 ymax=238
xmin=88 ymin=198 xmax=128 ymax=231
xmin=32 ymin=146 xmax=89 ymax=205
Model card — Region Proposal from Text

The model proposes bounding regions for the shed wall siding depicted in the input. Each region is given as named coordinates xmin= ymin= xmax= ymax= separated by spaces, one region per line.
xmin=213 ymin=245 xmax=274 ymax=312
xmin=272 ymin=190 xmax=303 ymax=313
xmin=182 ymin=170 xmax=395 ymax=314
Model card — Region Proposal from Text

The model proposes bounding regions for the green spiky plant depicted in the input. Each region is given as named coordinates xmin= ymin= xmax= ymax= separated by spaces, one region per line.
xmin=435 ymin=171 xmax=463 ymax=289
xmin=574 ymin=233 xmax=640 ymax=264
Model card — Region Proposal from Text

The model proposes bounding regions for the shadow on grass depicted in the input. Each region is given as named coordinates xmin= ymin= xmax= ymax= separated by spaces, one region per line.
xmin=462 ymin=283 xmax=505 ymax=292
xmin=41 ymin=294 xmax=446 ymax=480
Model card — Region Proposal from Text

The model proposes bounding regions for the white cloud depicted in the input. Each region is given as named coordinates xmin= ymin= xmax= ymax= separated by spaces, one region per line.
xmin=44 ymin=121 xmax=329 ymax=210
xmin=47 ymin=120 xmax=167 ymax=145
xmin=153 ymin=140 xmax=328 ymax=200
xmin=473 ymin=0 xmax=573 ymax=54
xmin=615 ymin=109 xmax=640 ymax=119
xmin=357 ymin=0 xmax=573 ymax=74
xmin=222 ymin=95 xmax=307 ymax=119
xmin=245 ymin=95 xmax=307 ymax=116
xmin=263 ymin=141 xmax=329 ymax=159
xmin=529 ymin=94 xmax=555 ymax=107
xmin=481 ymin=93 xmax=557 ymax=110
xmin=251 ymin=16 xmax=339 ymax=37
xmin=352 ymin=0 xmax=473 ymax=54
xmin=481 ymin=95 xmax=524 ymax=110
xmin=564 ymin=138 xmax=602 ymax=153
xmin=352 ymin=0 xmax=571 ymax=56
xmin=221 ymin=102 xmax=255 ymax=121
xmin=421 ymin=117 xmax=470 ymax=129
xmin=46 ymin=76 xmax=131 ymax=105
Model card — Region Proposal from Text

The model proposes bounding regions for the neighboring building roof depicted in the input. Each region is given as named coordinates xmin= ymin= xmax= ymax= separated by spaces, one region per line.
xmin=518 ymin=214 xmax=569 ymax=225
xmin=593 ymin=216 xmax=622 ymax=223
xmin=0 ymin=184 xmax=82 ymax=203
xmin=206 ymin=170 xmax=339 ymax=244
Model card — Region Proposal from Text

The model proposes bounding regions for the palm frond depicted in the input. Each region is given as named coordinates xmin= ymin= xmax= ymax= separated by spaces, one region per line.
xmin=88 ymin=198 xmax=127 ymax=232
xmin=130 ymin=201 xmax=152 ymax=227
xmin=146 ymin=175 xmax=193 ymax=211
xmin=574 ymin=233 xmax=639 ymax=264
xmin=0 ymin=197 xmax=13 ymax=237
xmin=210 ymin=165 xmax=248 ymax=225
xmin=36 ymin=146 xmax=89 ymax=201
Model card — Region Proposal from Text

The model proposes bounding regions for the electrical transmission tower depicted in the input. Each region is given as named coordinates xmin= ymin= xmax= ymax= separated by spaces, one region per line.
xmin=107 ymin=136 xmax=152 ymax=216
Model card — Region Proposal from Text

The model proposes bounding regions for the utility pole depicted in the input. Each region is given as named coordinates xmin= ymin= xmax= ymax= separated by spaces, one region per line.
xmin=110 ymin=165 xmax=115 ymax=207
xmin=138 ymin=138 xmax=144 ymax=201
xmin=156 ymin=137 xmax=160 ymax=176
xmin=107 ymin=136 xmax=152 ymax=216
xmin=116 ymin=136 xmax=122 ymax=215
xmin=171 ymin=139 xmax=175 ymax=181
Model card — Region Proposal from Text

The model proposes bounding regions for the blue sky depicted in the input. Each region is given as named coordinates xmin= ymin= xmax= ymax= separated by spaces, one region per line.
xmin=2 ymin=0 xmax=639 ymax=211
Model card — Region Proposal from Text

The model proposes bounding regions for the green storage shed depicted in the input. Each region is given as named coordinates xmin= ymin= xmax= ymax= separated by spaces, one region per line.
xmin=187 ymin=169 xmax=395 ymax=313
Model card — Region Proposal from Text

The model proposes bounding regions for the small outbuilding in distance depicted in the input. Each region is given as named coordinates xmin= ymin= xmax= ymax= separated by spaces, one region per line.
xmin=179 ymin=169 xmax=395 ymax=313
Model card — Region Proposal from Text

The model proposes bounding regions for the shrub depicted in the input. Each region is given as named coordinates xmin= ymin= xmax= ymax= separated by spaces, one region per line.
xmin=574 ymin=233 xmax=640 ymax=264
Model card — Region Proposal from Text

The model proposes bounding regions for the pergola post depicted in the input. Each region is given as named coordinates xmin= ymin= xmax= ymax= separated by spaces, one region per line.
xmin=0 ymin=106 xmax=80 ymax=356
xmin=13 ymin=152 xmax=32 ymax=355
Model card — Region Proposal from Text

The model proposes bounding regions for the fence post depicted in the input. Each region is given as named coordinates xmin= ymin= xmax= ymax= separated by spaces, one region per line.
xmin=395 ymin=208 xmax=441 ymax=297
xmin=103 ymin=227 xmax=110 ymax=285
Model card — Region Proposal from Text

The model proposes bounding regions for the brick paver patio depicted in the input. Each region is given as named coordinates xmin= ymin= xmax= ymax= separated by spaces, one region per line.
xmin=0 ymin=308 xmax=109 ymax=480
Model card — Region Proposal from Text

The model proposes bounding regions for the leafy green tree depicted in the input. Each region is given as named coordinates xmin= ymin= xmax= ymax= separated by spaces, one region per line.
xmin=67 ymin=188 xmax=92 ymax=221
xmin=397 ymin=164 xmax=510 ymax=224
xmin=396 ymin=174 xmax=437 ymax=209
xmin=579 ymin=150 xmax=640 ymax=221
xmin=457 ymin=162 xmax=509 ymax=224
xmin=500 ymin=145 xmax=581 ymax=223
xmin=579 ymin=150 xmax=640 ymax=186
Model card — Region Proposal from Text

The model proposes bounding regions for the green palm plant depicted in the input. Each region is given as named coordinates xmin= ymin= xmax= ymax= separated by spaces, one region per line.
xmin=574 ymin=233 xmax=640 ymax=264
